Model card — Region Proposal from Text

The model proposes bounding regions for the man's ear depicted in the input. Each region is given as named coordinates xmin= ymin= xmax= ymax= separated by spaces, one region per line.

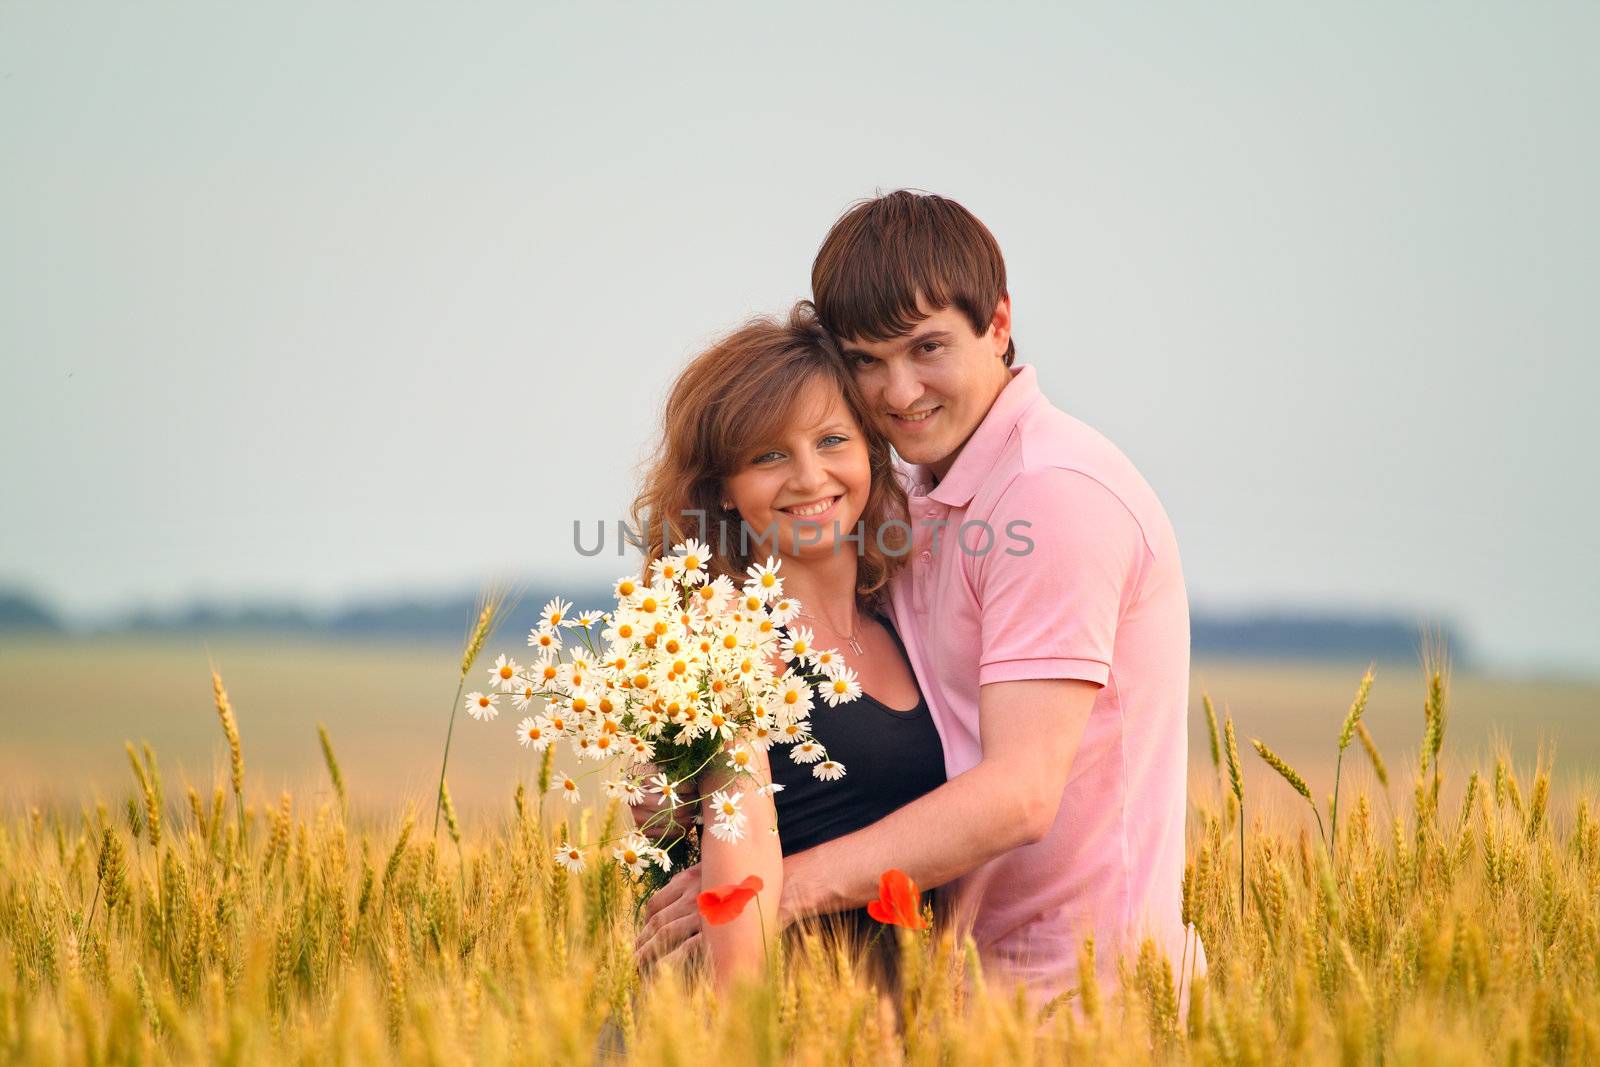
xmin=988 ymin=295 xmax=1012 ymax=359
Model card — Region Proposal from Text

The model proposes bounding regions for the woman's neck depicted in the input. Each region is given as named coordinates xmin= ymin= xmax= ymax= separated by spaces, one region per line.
xmin=769 ymin=547 xmax=861 ymax=628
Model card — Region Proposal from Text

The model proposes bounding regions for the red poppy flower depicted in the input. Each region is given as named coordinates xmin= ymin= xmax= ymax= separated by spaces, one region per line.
xmin=697 ymin=875 xmax=765 ymax=926
xmin=866 ymin=868 xmax=927 ymax=929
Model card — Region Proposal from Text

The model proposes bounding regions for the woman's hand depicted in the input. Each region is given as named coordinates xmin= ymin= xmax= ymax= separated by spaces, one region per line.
xmin=634 ymin=865 xmax=704 ymax=966
xmin=625 ymin=762 xmax=701 ymax=842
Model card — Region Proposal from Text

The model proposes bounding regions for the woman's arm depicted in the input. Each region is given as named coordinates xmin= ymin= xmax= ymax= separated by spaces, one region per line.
xmin=696 ymin=741 xmax=782 ymax=989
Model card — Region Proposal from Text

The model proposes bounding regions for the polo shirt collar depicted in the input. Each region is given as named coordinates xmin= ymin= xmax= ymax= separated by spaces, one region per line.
xmin=914 ymin=363 xmax=1043 ymax=508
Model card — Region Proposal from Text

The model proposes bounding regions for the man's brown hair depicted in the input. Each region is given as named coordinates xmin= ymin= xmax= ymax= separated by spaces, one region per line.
xmin=811 ymin=189 xmax=1014 ymax=366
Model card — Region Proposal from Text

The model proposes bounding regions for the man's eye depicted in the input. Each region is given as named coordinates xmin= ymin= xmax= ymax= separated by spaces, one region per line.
xmin=919 ymin=342 xmax=941 ymax=354
xmin=851 ymin=354 xmax=877 ymax=368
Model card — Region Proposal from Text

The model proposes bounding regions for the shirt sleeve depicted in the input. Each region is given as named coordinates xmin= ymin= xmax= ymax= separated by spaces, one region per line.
xmin=974 ymin=466 xmax=1148 ymax=688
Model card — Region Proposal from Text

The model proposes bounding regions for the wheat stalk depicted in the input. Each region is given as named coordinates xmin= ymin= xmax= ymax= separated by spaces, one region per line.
xmin=1330 ymin=666 xmax=1375 ymax=858
xmin=1253 ymin=738 xmax=1327 ymax=849
xmin=318 ymin=723 xmax=347 ymax=817
xmin=209 ymin=666 xmax=246 ymax=842
xmin=1201 ymin=692 xmax=1222 ymax=777
xmin=1223 ymin=710 xmax=1244 ymax=919
xmin=434 ymin=585 xmax=512 ymax=838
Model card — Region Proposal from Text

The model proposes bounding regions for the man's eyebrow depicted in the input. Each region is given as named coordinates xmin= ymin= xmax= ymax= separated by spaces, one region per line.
xmin=902 ymin=329 xmax=954 ymax=351
xmin=840 ymin=329 xmax=953 ymax=359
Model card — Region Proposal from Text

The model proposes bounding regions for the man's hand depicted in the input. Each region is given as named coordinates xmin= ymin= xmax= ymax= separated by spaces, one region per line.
xmin=626 ymin=763 xmax=700 ymax=842
xmin=634 ymin=865 xmax=703 ymax=966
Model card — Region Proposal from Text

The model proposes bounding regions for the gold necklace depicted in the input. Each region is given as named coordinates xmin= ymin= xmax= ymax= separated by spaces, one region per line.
xmin=796 ymin=606 xmax=864 ymax=655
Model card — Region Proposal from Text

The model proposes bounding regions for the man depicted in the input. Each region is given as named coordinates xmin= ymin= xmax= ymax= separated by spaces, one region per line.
xmin=637 ymin=190 xmax=1198 ymax=1005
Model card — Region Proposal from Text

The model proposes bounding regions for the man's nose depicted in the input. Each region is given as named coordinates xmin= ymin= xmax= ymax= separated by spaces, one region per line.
xmin=882 ymin=361 xmax=923 ymax=412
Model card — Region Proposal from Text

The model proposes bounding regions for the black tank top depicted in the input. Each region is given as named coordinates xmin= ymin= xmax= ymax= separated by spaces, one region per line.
xmin=769 ymin=612 xmax=946 ymax=854
xmin=767 ymin=613 xmax=946 ymax=979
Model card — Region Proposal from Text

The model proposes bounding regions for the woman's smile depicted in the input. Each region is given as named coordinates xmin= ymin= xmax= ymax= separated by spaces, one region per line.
xmin=778 ymin=495 xmax=841 ymax=519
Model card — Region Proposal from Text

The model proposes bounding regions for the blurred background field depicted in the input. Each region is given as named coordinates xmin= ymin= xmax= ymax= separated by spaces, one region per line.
xmin=3 ymin=633 xmax=1595 ymax=818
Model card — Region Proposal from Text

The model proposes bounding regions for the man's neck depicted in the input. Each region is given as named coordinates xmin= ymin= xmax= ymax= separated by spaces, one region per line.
xmin=927 ymin=363 xmax=1016 ymax=484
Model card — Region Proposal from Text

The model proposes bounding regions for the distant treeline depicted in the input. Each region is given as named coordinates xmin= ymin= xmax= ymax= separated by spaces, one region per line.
xmin=0 ymin=586 xmax=1467 ymax=666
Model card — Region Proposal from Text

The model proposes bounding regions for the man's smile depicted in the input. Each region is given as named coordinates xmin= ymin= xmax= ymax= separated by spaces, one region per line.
xmin=889 ymin=406 xmax=941 ymax=431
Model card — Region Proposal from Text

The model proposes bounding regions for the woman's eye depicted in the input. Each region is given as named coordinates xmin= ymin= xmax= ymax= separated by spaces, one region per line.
xmin=820 ymin=434 xmax=848 ymax=447
xmin=752 ymin=451 xmax=782 ymax=465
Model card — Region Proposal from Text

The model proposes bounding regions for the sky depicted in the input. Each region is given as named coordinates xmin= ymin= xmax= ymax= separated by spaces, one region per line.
xmin=2 ymin=2 xmax=1596 ymax=676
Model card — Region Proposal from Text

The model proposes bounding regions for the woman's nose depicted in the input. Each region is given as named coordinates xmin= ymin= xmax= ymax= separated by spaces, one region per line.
xmin=785 ymin=451 xmax=828 ymax=494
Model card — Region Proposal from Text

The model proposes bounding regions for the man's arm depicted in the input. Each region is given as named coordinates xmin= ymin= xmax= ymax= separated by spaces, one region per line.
xmin=777 ymin=676 xmax=1095 ymax=922
xmin=636 ymin=677 xmax=1095 ymax=961
xmin=638 ymin=467 xmax=1140 ymax=960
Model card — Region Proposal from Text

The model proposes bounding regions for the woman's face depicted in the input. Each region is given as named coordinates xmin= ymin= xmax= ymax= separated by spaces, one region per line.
xmin=722 ymin=374 xmax=873 ymax=564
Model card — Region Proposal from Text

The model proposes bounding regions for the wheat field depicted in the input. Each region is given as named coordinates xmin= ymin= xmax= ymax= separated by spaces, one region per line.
xmin=2 ymin=642 xmax=1599 ymax=1063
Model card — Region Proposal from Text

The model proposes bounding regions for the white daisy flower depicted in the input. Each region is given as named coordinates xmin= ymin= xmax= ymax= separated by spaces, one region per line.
xmin=649 ymin=555 xmax=683 ymax=586
xmin=529 ymin=653 xmax=561 ymax=689
xmin=527 ymin=624 xmax=562 ymax=653
xmin=515 ymin=716 xmax=553 ymax=750
xmin=617 ymin=780 xmax=647 ymax=806
xmin=790 ymin=740 xmax=825 ymax=764
xmin=778 ymin=626 xmax=814 ymax=665
xmin=709 ymin=788 xmax=744 ymax=825
xmin=709 ymin=819 xmax=746 ymax=843
xmin=674 ymin=538 xmax=711 ymax=586
xmin=612 ymin=575 xmax=643 ymax=603
xmin=748 ymin=717 xmax=776 ymax=751
xmin=744 ymin=557 xmax=784 ymax=601
xmin=647 ymin=774 xmax=681 ymax=807
xmin=511 ymin=681 xmax=541 ymax=711
xmin=724 ymin=744 xmax=755 ymax=773
xmin=633 ymin=588 xmax=669 ymax=617
xmin=777 ymin=676 xmax=814 ymax=716
xmin=572 ymin=610 xmax=606 ymax=629
xmin=487 ymin=653 xmax=522 ymax=692
xmin=554 ymin=845 xmax=585 ymax=872
xmin=614 ymin=834 xmax=654 ymax=875
xmin=811 ymin=647 xmax=842 ymax=673
xmin=465 ymin=691 xmax=499 ymax=721
xmin=756 ymin=781 xmax=787 ymax=798
xmin=813 ymin=760 xmax=846 ymax=782
xmin=650 ymin=846 xmax=674 ymax=873
xmin=768 ymin=597 xmax=802 ymax=626
xmin=819 ymin=666 xmax=863 ymax=708
xmin=554 ymin=775 xmax=581 ymax=804
xmin=703 ymin=707 xmax=736 ymax=741
xmin=693 ymin=574 xmax=737 ymax=614
xmin=541 ymin=596 xmax=573 ymax=629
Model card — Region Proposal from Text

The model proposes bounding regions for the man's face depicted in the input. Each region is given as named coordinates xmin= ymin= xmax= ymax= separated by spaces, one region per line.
xmin=838 ymin=297 xmax=1013 ymax=479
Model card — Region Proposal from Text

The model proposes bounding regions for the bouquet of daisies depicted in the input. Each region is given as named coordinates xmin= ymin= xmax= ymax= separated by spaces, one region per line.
xmin=460 ymin=539 xmax=863 ymax=888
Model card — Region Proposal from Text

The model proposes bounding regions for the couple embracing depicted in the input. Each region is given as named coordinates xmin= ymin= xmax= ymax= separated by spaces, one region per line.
xmin=627 ymin=189 xmax=1202 ymax=1008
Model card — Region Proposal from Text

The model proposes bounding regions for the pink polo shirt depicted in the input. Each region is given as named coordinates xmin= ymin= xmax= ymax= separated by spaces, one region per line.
xmin=888 ymin=363 xmax=1200 ymax=1002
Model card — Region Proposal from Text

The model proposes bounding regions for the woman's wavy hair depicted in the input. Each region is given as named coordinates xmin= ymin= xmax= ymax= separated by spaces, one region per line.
xmin=631 ymin=301 xmax=908 ymax=608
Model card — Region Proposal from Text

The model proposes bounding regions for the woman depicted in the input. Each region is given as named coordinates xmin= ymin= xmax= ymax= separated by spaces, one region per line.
xmin=628 ymin=302 xmax=945 ymax=987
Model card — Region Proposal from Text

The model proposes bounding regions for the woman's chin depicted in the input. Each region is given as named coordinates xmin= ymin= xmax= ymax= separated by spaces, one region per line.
xmin=768 ymin=509 xmax=866 ymax=559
